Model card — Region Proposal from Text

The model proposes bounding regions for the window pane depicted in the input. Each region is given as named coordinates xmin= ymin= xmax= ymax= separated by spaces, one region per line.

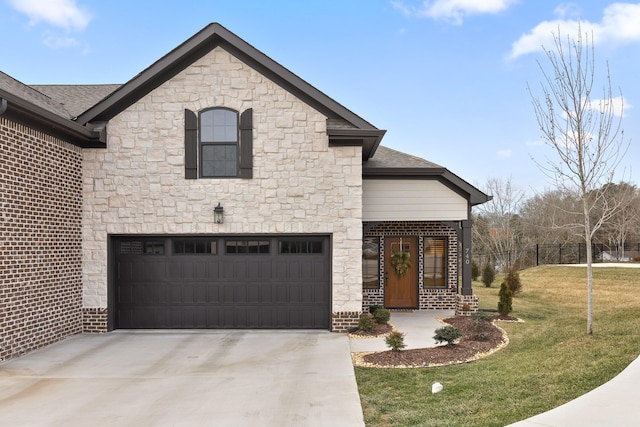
xmin=201 ymin=109 xmax=237 ymax=142
xmin=119 ymin=240 xmax=164 ymax=255
xmin=226 ymin=240 xmax=270 ymax=255
xmin=424 ymin=238 xmax=446 ymax=287
xmin=202 ymin=144 xmax=237 ymax=177
xmin=173 ymin=239 xmax=217 ymax=255
xmin=362 ymin=237 xmax=380 ymax=288
xmin=279 ymin=240 xmax=323 ymax=254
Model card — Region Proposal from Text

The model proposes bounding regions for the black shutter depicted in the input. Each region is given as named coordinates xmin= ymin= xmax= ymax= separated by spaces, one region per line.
xmin=239 ymin=108 xmax=253 ymax=179
xmin=184 ymin=109 xmax=198 ymax=179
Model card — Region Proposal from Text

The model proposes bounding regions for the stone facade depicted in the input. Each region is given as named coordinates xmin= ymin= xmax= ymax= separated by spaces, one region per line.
xmin=81 ymin=47 xmax=363 ymax=331
xmin=362 ymin=221 xmax=459 ymax=313
xmin=0 ymin=117 xmax=84 ymax=361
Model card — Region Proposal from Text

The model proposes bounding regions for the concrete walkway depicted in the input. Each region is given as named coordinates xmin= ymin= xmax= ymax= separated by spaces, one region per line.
xmin=0 ymin=331 xmax=364 ymax=427
xmin=506 ymin=355 xmax=640 ymax=427
xmin=349 ymin=310 xmax=455 ymax=353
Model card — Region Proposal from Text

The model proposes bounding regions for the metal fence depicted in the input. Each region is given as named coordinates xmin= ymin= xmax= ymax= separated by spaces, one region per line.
xmin=473 ymin=242 xmax=640 ymax=272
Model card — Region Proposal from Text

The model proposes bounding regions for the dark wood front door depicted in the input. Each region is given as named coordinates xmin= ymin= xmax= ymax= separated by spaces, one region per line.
xmin=384 ymin=237 xmax=418 ymax=308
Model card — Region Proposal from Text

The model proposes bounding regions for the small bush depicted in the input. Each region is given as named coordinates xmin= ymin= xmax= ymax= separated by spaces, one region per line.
xmin=471 ymin=259 xmax=480 ymax=281
xmin=385 ymin=330 xmax=406 ymax=352
xmin=368 ymin=304 xmax=383 ymax=314
xmin=467 ymin=312 xmax=493 ymax=341
xmin=433 ymin=325 xmax=462 ymax=346
xmin=358 ymin=313 xmax=375 ymax=332
xmin=482 ymin=263 xmax=495 ymax=288
xmin=498 ymin=282 xmax=513 ymax=316
xmin=505 ymin=268 xmax=522 ymax=295
xmin=373 ymin=308 xmax=391 ymax=324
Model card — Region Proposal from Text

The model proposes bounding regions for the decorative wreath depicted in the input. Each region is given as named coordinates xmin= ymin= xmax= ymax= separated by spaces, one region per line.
xmin=390 ymin=251 xmax=412 ymax=278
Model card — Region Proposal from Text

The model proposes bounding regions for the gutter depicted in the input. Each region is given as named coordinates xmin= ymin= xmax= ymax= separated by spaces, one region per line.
xmin=0 ymin=89 xmax=106 ymax=148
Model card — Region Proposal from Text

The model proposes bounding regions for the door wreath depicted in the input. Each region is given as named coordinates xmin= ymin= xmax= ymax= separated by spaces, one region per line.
xmin=391 ymin=251 xmax=412 ymax=278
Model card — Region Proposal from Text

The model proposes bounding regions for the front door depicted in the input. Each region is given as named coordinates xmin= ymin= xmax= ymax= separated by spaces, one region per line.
xmin=384 ymin=237 xmax=418 ymax=308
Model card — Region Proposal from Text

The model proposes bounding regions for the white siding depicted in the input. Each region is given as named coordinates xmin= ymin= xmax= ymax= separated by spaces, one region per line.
xmin=363 ymin=179 xmax=468 ymax=221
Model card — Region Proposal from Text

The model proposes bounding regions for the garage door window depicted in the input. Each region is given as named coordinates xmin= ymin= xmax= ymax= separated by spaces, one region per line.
xmin=173 ymin=238 xmax=217 ymax=255
xmin=119 ymin=239 xmax=165 ymax=255
xmin=226 ymin=239 xmax=270 ymax=254
xmin=279 ymin=239 xmax=323 ymax=254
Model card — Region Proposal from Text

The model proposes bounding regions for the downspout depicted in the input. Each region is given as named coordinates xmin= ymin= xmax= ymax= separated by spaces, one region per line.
xmin=0 ymin=98 xmax=7 ymax=115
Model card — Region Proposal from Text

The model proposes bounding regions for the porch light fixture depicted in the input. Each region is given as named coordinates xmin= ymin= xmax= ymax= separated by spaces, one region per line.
xmin=214 ymin=202 xmax=224 ymax=224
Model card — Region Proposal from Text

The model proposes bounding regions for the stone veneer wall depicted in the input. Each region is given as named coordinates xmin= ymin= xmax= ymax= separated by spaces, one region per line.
xmin=0 ymin=117 xmax=84 ymax=361
xmin=82 ymin=47 xmax=363 ymax=332
xmin=363 ymin=221 xmax=459 ymax=312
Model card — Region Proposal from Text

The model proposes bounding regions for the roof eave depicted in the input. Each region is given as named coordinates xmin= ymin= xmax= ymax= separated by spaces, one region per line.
xmin=327 ymin=128 xmax=386 ymax=160
xmin=0 ymin=89 xmax=106 ymax=148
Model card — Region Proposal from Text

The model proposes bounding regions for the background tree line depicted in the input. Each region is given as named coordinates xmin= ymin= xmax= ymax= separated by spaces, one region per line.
xmin=472 ymin=178 xmax=640 ymax=270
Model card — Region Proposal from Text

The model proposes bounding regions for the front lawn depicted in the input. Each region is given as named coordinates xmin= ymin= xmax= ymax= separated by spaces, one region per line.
xmin=355 ymin=265 xmax=640 ymax=426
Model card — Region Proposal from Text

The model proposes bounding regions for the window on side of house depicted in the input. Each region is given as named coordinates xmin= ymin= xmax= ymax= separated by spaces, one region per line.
xmin=423 ymin=237 xmax=447 ymax=287
xmin=200 ymin=108 xmax=238 ymax=178
xmin=362 ymin=237 xmax=380 ymax=288
xmin=184 ymin=108 xmax=253 ymax=179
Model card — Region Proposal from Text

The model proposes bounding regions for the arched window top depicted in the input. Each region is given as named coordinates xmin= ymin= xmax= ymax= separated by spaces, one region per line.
xmin=200 ymin=108 xmax=238 ymax=143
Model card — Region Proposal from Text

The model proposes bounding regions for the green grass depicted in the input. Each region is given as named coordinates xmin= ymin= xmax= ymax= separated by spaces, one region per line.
xmin=355 ymin=266 xmax=640 ymax=427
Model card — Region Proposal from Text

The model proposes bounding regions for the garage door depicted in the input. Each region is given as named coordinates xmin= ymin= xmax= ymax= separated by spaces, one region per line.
xmin=113 ymin=235 xmax=330 ymax=329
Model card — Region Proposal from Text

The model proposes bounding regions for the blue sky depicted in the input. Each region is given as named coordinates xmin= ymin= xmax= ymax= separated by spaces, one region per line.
xmin=1 ymin=0 xmax=639 ymax=195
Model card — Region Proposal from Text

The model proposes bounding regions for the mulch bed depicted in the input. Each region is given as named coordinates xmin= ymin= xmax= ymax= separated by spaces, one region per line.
xmin=353 ymin=316 xmax=512 ymax=368
xmin=348 ymin=322 xmax=393 ymax=338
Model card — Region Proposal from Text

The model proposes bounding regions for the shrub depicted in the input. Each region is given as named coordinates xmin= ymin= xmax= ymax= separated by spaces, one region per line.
xmin=385 ymin=330 xmax=406 ymax=352
xmin=471 ymin=259 xmax=480 ymax=281
xmin=467 ymin=312 xmax=493 ymax=341
xmin=482 ymin=263 xmax=495 ymax=288
xmin=433 ymin=325 xmax=462 ymax=346
xmin=498 ymin=282 xmax=513 ymax=316
xmin=505 ymin=267 xmax=522 ymax=295
xmin=373 ymin=308 xmax=391 ymax=324
xmin=358 ymin=313 xmax=375 ymax=332
xmin=368 ymin=304 xmax=383 ymax=314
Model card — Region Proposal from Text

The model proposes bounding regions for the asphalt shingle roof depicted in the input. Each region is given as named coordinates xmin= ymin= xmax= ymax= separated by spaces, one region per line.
xmin=365 ymin=145 xmax=443 ymax=170
xmin=0 ymin=71 xmax=71 ymax=118
xmin=31 ymin=84 xmax=121 ymax=118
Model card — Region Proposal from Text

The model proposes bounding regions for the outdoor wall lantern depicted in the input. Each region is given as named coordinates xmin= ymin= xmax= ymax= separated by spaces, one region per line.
xmin=214 ymin=202 xmax=224 ymax=224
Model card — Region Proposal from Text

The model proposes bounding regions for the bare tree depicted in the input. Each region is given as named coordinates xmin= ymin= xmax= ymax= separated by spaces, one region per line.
xmin=472 ymin=177 xmax=526 ymax=271
xmin=529 ymin=26 xmax=629 ymax=335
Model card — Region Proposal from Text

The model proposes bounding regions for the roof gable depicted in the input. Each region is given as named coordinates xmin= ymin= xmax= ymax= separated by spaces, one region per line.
xmin=75 ymin=23 xmax=385 ymax=159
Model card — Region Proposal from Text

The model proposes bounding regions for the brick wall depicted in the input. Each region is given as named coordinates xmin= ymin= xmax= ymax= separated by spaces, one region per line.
xmin=363 ymin=221 xmax=459 ymax=312
xmin=0 ymin=117 xmax=84 ymax=361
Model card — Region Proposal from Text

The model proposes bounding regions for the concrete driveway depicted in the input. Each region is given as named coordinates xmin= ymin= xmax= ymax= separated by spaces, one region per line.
xmin=0 ymin=331 xmax=364 ymax=427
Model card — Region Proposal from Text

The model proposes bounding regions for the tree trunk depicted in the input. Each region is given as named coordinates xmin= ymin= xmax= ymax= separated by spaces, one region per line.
xmin=584 ymin=203 xmax=594 ymax=335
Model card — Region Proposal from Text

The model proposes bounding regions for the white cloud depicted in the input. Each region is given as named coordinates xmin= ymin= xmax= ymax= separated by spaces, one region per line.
xmin=498 ymin=149 xmax=513 ymax=158
xmin=525 ymin=140 xmax=544 ymax=147
xmin=9 ymin=0 xmax=91 ymax=31
xmin=392 ymin=0 xmax=518 ymax=25
xmin=509 ymin=2 xmax=640 ymax=59
xmin=587 ymin=95 xmax=630 ymax=118
xmin=43 ymin=35 xmax=80 ymax=49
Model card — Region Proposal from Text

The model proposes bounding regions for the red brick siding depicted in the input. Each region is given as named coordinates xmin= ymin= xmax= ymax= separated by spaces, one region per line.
xmin=363 ymin=221 xmax=459 ymax=312
xmin=0 ymin=117 xmax=84 ymax=361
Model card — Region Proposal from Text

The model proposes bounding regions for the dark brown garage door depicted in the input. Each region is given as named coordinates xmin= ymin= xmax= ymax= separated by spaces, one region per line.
xmin=113 ymin=236 xmax=330 ymax=329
